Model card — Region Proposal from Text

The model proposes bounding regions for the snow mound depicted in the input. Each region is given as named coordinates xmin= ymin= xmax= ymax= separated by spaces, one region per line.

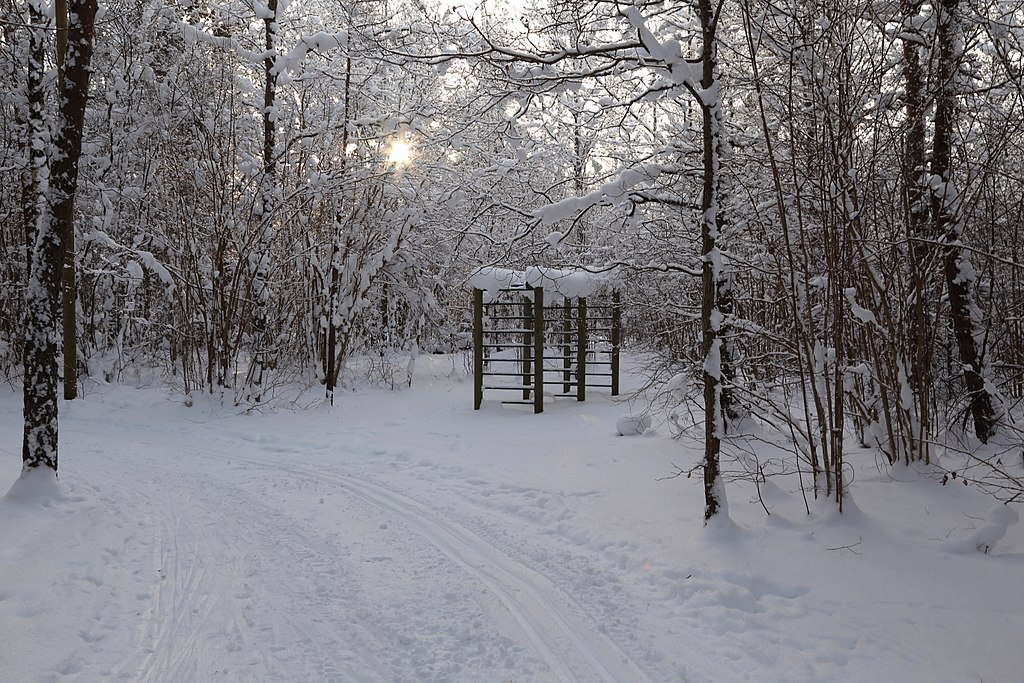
xmin=942 ymin=504 xmax=1020 ymax=554
xmin=3 ymin=467 xmax=78 ymax=509
xmin=616 ymin=415 xmax=651 ymax=436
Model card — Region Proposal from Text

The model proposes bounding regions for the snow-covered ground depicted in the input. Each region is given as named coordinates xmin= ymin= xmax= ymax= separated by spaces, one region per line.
xmin=2 ymin=356 xmax=1022 ymax=683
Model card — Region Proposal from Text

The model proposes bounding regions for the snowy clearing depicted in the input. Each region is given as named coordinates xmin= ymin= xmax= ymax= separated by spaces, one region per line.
xmin=2 ymin=356 xmax=1023 ymax=683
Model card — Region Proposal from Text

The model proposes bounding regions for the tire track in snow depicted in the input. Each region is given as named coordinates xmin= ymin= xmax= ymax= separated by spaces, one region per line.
xmin=221 ymin=453 xmax=656 ymax=683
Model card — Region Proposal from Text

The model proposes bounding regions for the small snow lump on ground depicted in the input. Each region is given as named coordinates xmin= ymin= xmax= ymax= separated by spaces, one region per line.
xmin=616 ymin=415 xmax=651 ymax=436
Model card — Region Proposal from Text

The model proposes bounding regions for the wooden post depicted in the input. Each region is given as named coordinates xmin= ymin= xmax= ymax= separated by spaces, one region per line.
xmin=473 ymin=288 xmax=483 ymax=409
xmin=534 ymin=287 xmax=545 ymax=413
xmin=562 ymin=299 xmax=572 ymax=394
xmin=577 ymin=297 xmax=587 ymax=402
xmin=611 ymin=290 xmax=621 ymax=396
xmin=523 ymin=294 xmax=533 ymax=401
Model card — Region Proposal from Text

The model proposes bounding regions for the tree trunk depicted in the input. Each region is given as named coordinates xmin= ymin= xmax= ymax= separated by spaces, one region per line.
xmin=22 ymin=0 xmax=58 ymax=472
xmin=56 ymin=0 xmax=78 ymax=401
xmin=901 ymin=0 xmax=934 ymax=459
xmin=21 ymin=0 xmax=47 ymax=264
xmin=246 ymin=0 xmax=279 ymax=402
xmin=698 ymin=0 xmax=728 ymax=521
xmin=22 ymin=0 xmax=97 ymax=472
xmin=325 ymin=50 xmax=353 ymax=404
xmin=931 ymin=0 xmax=999 ymax=442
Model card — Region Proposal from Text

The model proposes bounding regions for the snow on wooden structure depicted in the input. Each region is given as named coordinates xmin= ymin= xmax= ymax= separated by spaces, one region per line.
xmin=469 ymin=267 xmax=621 ymax=413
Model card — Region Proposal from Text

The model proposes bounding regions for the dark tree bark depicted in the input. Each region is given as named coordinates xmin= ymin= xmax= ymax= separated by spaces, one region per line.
xmin=697 ymin=0 xmax=728 ymax=521
xmin=245 ymin=0 xmax=280 ymax=402
xmin=901 ymin=0 xmax=934 ymax=460
xmin=717 ymin=246 xmax=738 ymax=433
xmin=22 ymin=0 xmax=97 ymax=472
xmin=21 ymin=0 xmax=47 ymax=263
xmin=325 ymin=48 xmax=353 ymax=405
xmin=261 ymin=0 xmax=278 ymax=218
xmin=56 ymin=0 xmax=78 ymax=401
xmin=931 ymin=0 xmax=999 ymax=442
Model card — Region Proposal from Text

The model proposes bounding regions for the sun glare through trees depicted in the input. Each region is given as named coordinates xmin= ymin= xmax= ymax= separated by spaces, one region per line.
xmin=387 ymin=141 xmax=413 ymax=166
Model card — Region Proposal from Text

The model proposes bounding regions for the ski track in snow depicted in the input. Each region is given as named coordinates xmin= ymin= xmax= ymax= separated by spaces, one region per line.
xmin=67 ymin=422 xmax=656 ymax=683
xmin=77 ymin=443 xmax=384 ymax=683
xmin=227 ymin=453 xmax=654 ymax=683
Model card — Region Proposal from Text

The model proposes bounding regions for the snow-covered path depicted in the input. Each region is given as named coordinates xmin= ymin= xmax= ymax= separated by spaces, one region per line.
xmin=5 ymin=369 xmax=680 ymax=682
xmin=100 ymin=439 xmax=653 ymax=683
xmin=3 ymin=358 xmax=1023 ymax=682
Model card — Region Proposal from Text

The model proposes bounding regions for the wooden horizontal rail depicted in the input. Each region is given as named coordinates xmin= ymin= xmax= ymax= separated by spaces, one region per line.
xmin=475 ymin=286 xmax=619 ymax=411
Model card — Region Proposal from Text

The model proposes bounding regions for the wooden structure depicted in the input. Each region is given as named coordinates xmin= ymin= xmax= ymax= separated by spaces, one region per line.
xmin=473 ymin=287 xmax=620 ymax=412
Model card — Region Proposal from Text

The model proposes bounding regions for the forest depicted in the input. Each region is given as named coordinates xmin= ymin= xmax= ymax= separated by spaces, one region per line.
xmin=2 ymin=0 xmax=1023 ymax=517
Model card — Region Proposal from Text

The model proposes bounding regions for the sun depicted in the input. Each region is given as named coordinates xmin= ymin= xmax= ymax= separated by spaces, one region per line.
xmin=388 ymin=141 xmax=413 ymax=166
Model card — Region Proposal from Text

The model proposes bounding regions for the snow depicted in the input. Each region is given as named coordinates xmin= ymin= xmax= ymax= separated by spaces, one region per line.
xmin=1 ymin=357 xmax=1023 ymax=683
xmin=468 ymin=266 xmax=616 ymax=300
xmin=942 ymin=503 xmax=1019 ymax=555
xmin=545 ymin=231 xmax=564 ymax=248
xmin=844 ymin=287 xmax=877 ymax=325
xmin=468 ymin=266 xmax=521 ymax=296
xmin=534 ymin=164 xmax=664 ymax=226
xmin=615 ymin=414 xmax=651 ymax=436
xmin=665 ymin=372 xmax=689 ymax=400
xmin=276 ymin=32 xmax=349 ymax=76
xmin=621 ymin=6 xmax=700 ymax=88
